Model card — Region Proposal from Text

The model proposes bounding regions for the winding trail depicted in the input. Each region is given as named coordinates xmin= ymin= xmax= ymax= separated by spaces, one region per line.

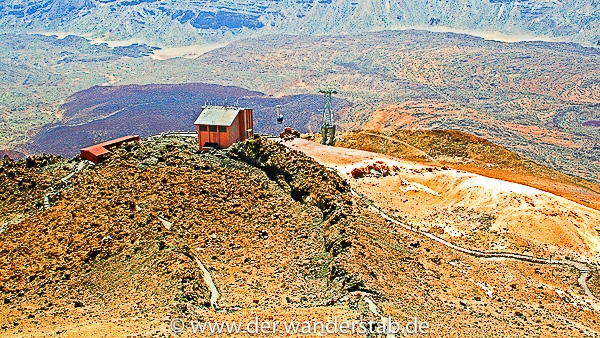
xmin=51 ymin=103 xmax=152 ymax=130
xmin=359 ymin=131 xmax=441 ymax=165
xmin=44 ymin=160 xmax=93 ymax=209
xmin=350 ymin=188 xmax=597 ymax=299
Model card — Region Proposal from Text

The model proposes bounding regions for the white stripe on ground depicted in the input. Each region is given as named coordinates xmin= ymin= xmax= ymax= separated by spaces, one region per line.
xmin=193 ymin=255 xmax=219 ymax=309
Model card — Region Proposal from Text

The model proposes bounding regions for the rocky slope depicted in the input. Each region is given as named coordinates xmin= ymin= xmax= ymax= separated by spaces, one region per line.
xmin=1 ymin=136 xmax=599 ymax=336
xmin=0 ymin=0 xmax=599 ymax=47
xmin=0 ymin=136 xmax=354 ymax=335
xmin=292 ymin=135 xmax=600 ymax=262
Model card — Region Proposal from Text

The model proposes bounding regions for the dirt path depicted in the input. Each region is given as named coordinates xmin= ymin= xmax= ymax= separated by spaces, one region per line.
xmin=351 ymin=188 xmax=596 ymax=299
xmin=359 ymin=131 xmax=441 ymax=165
xmin=54 ymin=103 xmax=152 ymax=129
xmin=44 ymin=160 xmax=93 ymax=209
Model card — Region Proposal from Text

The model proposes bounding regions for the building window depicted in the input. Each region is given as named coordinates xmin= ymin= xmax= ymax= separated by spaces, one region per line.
xmin=199 ymin=125 xmax=207 ymax=131
xmin=218 ymin=126 xmax=227 ymax=133
xmin=209 ymin=126 xmax=217 ymax=132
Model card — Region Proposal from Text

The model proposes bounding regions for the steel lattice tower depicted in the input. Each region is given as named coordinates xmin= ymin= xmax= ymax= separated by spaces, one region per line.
xmin=319 ymin=85 xmax=337 ymax=146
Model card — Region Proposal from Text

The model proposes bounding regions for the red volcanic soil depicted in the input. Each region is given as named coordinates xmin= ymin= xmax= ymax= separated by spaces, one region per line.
xmin=583 ymin=120 xmax=600 ymax=127
xmin=0 ymin=149 xmax=25 ymax=160
xmin=27 ymin=83 xmax=349 ymax=156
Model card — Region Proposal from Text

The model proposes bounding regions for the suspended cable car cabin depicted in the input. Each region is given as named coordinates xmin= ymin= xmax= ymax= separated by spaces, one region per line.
xmin=276 ymin=105 xmax=284 ymax=124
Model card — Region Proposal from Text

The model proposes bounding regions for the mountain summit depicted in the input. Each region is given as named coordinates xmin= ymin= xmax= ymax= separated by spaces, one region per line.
xmin=1 ymin=134 xmax=599 ymax=336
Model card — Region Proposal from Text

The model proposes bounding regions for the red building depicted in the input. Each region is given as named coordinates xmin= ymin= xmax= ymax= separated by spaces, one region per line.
xmin=194 ymin=106 xmax=254 ymax=150
xmin=80 ymin=135 xmax=140 ymax=164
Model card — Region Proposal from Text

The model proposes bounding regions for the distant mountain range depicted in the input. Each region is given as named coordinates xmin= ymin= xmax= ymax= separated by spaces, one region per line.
xmin=0 ymin=0 xmax=599 ymax=47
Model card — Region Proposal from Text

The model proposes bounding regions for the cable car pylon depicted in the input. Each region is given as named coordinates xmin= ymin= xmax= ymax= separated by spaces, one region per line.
xmin=319 ymin=84 xmax=337 ymax=146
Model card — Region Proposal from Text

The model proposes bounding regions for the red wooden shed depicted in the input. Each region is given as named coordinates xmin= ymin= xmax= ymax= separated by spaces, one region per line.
xmin=80 ymin=135 xmax=140 ymax=164
xmin=194 ymin=106 xmax=253 ymax=150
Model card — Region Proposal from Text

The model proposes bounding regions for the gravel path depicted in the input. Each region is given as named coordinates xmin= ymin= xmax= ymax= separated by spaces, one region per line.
xmin=350 ymin=188 xmax=597 ymax=300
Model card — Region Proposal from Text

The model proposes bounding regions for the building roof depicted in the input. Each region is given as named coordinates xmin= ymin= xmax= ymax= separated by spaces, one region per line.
xmin=81 ymin=144 xmax=110 ymax=157
xmin=80 ymin=135 xmax=140 ymax=156
xmin=95 ymin=135 xmax=140 ymax=149
xmin=194 ymin=106 xmax=241 ymax=126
